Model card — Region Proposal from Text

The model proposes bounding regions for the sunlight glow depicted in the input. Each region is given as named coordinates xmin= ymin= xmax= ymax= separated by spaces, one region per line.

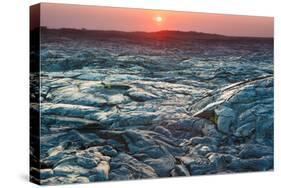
xmin=155 ymin=16 xmax=163 ymax=23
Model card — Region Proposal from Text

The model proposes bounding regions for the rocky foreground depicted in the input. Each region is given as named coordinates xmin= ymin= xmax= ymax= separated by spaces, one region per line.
xmin=30 ymin=29 xmax=273 ymax=185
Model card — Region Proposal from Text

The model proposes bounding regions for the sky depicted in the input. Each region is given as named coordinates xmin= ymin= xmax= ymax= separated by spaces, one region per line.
xmin=40 ymin=3 xmax=274 ymax=37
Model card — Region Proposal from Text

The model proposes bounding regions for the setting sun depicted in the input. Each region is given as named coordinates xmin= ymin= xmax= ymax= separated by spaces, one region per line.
xmin=155 ymin=16 xmax=163 ymax=23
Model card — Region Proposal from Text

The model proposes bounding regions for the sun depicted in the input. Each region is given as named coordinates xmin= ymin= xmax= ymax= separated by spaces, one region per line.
xmin=155 ymin=16 xmax=163 ymax=23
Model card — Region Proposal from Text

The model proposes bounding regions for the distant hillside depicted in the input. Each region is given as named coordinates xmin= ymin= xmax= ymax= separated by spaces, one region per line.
xmin=40 ymin=27 xmax=273 ymax=43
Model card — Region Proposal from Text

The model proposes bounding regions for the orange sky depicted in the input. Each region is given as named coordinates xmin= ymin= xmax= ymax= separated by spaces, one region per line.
xmin=40 ymin=3 xmax=273 ymax=37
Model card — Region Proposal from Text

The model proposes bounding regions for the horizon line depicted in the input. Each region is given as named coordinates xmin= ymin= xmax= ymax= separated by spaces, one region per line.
xmin=40 ymin=26 xmax=274 ymax=39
